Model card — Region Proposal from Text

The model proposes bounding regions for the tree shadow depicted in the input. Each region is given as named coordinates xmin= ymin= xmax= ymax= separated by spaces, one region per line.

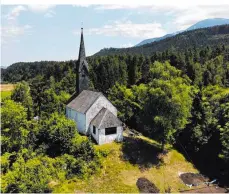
xmin=175 ymin=133 xmax=229 ymax=188
xmin=120 ymin=136 xmax=162 ymax=170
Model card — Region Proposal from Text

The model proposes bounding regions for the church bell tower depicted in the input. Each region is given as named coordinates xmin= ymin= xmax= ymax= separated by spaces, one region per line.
xmin=77 ymin=27 xmax=89 ymax=94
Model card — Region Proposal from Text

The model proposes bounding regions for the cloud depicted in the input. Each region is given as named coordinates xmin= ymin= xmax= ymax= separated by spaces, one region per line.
xmin=72 ymin=4 xmax=91 ymax=7
xmin=120 ymin=43 xmax=134 ymax=48
xmin=166 ymin=5 xmax=229 ymax=30
xmin=92 ymin=4 xmax=229 ymax=31
xmin=1 ymin=24 xmax=32 ymax=44
xmin=2 ymin=5 xmax=34 ymax=45
xmin=1 ymin=4 xmax=56 ymax=45
xmin=26 ymin=5 xmax=56 ymax=18
xmin=3 ymin=5 xmax=56 ymax=20
xmin=5 ymin=5 xmax=27 ymax=21
xmin=27 ymin=5 xmax=56 ymax=13
xmin=94 ymin=4 xmax=140 ymax=10
xmin=44 ymin=10 xmax=56 ymax=18
xmin=73 ymin=20 xmax=166 ymax=38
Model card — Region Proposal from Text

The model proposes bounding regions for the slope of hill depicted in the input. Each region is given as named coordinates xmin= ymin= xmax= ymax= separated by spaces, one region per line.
xmin=136 ymin=18 xmax=229 ymax=46
xmin=95 ymin=24 xmax=229 ymax=56
xmin=136 ymin=32 xmax=178 ymax=46
xmin=52 ymin=133 xmax=198 ymax=193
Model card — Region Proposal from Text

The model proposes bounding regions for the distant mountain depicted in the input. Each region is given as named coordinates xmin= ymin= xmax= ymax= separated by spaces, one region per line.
xmin=136 ymin=18 xmax=229 ymax=46
xmin=1 ymin=66 xmax=8 ymax=69
xmin=94 ymin=24 xmax=229 ymax=56
xmin=136 ymin=32 xmax=179 ymax=46
xmin=186 ymin=18 xmax=229 ymax=31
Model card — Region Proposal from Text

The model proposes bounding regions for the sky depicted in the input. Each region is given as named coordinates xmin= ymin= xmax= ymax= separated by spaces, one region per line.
xmin=1 ymin=2 xmax=229 ymax=67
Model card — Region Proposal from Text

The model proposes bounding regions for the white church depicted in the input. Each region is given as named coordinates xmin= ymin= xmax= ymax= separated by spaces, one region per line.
xmin=66 ymin=28 xmax=123 ymax=145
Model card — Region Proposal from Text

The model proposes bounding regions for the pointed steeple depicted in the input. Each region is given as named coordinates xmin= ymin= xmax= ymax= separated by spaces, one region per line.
xmin=76 ymin=27 xmax=90 ymax=95
xmin=78 ymin=28 xmax=86 ymax=60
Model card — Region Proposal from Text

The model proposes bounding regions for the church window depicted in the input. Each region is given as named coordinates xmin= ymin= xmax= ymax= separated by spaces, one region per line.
xmin=105 ymin=127 xmax=117 ymax=135
xmin=93 ymin=126 xmax=96 ymax=134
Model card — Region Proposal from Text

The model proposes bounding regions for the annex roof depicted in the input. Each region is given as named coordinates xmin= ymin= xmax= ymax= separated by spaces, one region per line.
xmin=90 ymin=107 xmax=122 ymax=129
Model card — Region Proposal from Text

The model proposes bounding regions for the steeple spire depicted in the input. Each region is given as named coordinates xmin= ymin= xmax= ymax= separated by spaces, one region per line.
xmin=76 ymin=26 xmax=89 ymax=95
xmin=78 ymin=27 xmax=86 ymax=60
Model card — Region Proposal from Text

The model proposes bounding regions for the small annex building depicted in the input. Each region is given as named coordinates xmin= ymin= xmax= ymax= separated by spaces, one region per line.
xmin=66 ymin=28 xmax=123 ymax=145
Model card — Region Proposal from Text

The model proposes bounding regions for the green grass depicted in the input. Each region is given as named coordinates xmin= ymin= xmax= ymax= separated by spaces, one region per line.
xmin=1 ymin=91 xmax=12 ymax=100
xmin=52 ymin=135 xmax=198 ymax=193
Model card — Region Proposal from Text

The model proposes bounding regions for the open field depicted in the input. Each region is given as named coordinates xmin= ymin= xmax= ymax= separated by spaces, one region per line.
xmin=53 ymin=134 xmax=198 ymax=193
xmin=1 ymin=91 xmax=12 ymax=100
xmin=0 ymin=84 xmax=14 ymax=100
xmin=0 ymin=84 xmax=15 ymax=92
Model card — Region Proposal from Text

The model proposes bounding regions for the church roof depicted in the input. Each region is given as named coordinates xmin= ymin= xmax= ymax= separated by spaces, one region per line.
xmin=90 ymin=107 xmax=122 ymax=129
xmin=66 ymin=90 xmax=102 ymax=114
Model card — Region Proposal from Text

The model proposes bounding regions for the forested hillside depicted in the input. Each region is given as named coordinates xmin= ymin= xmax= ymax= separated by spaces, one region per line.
xmin=95 ymin=24 xmax=229 ymax=56
xmin=1 ymin=25 xmax=229 ymax=192
xmin=136 ymin=18 xmax=229 ymax=46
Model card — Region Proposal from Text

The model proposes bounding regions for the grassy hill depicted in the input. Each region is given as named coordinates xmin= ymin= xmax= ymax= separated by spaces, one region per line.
xmin=52 ymin=132 xmax=198 ymax=193
xmin=94 ymin=24 xmax=229 ymax=56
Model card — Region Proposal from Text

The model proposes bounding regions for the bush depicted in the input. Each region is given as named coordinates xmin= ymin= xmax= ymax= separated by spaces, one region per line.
xmin=1 ymin=156 xmax=65 ymax=193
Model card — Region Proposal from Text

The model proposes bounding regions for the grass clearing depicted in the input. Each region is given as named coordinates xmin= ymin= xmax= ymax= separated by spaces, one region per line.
xmin=0 ymin=84 xmax=14 ymax=101
xmin=1 ymin=91 xmax=12 ymax=100
xmin=53 ymin=134 xmax=198 ymax=193
xmin=0 ymin=84 xmax=15 ymax=92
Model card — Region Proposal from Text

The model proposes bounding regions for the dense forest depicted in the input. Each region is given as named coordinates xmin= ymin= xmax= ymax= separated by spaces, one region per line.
xmin=1 ymin=24 xmax=229 ymax=192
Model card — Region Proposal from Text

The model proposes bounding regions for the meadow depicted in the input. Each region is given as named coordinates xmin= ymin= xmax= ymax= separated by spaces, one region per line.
xmin=53 ymin=132 xmax=198 ymax=193
xmin=0 ymin=84 xmax=14 ymax=101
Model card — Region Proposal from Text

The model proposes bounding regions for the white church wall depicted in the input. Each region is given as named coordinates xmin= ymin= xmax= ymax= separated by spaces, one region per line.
xmin=85 ymin=95 xmax=117 ymax=134
xmin=66 ymin=107 xmax=86 ymax=134
xmin=76 ymin=111 xmax=86 ymax=134
xmin=98 ymin=126 xmax=123 ymax=145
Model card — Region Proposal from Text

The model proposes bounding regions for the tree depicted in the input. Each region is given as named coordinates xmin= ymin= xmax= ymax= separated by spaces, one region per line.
xmin=40 ymin=89 xmax=70 ymax=115
xmin=219 ymin=101 xmax=229 ymax=162
xmin=1 ymin=156 xmax=64 ymax=193
xmin=108 ymin=83 xmax=140 ymax=122
xmin=141 ymin=57 xmax=150 ymax=83
xmin=188 ymin=86 xmax=229 ymax=159
xmin=138 ymin=61 xmax=194 ymax=150
xmin=29 ymin=75 xmax=48 ymax=116
xmin=37 ymin=112 xmax=77 ymax=156
xmin=11 ymin=81 xmax=33 ymax=119
xmin=58 ymin=70 xmax=76 ymax=94
xmin=1 ymin=100 xmax=37 ymax=153
xmin=203 ymin=56 xmax=226 ymax=86
xmin=128 ymin=55 xmax=138 ymax=85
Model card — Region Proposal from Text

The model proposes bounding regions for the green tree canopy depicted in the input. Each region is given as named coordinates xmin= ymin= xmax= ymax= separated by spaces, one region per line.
xmin=1 ymin=100 xmax=38 ymax=153
xmin=11 ymin=81 xmax=33 ymax=119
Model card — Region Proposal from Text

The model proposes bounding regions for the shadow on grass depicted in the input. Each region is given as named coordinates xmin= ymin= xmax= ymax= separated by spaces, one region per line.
xmin=120 ymin=136 xmax=162 ymax=170
xmin=175 ymin=132 xmax=229 ymax=188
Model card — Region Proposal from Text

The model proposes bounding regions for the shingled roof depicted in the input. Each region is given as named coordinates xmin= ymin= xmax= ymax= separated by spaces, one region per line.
xmin=66 ymin=90 xmax=102 ymax=113
xmin=90 ymin=107 xmax=122 ymax=129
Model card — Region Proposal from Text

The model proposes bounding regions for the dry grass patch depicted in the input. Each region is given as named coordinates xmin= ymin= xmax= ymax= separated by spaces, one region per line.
xmin=0 ymin=84 xmax=15 ymax=91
